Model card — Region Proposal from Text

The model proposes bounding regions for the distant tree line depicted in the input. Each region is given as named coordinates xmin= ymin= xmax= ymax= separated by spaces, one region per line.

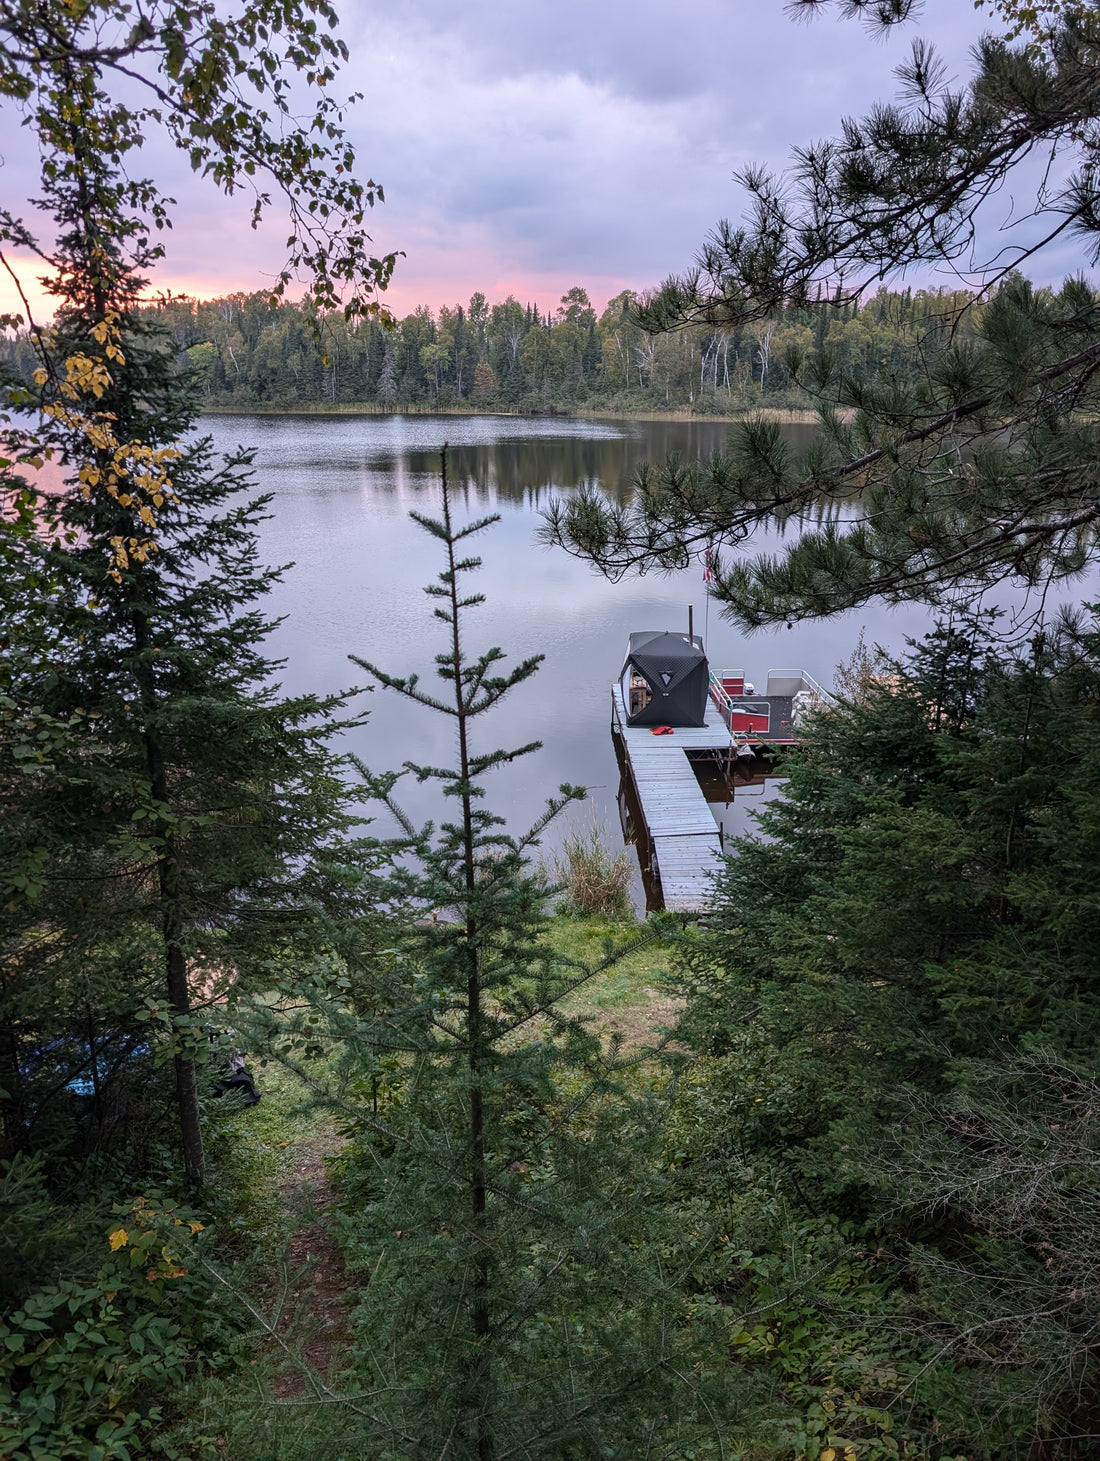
xmin=2 ymin=281 xmax=992 ymax=415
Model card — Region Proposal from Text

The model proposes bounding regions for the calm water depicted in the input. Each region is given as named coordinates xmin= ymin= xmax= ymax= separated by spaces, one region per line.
xmin=196 ymin=413 xmax=950 ymax=891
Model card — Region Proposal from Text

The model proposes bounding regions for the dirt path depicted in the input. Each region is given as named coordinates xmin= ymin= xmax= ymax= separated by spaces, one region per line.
xmin=268 ymin=1114 xmax=352 ymax=1395
xmin=253 ymin=933 xmax=678 ymax=1395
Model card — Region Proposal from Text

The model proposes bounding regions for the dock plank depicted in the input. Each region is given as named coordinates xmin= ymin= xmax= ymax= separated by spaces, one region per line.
xmin=612 ymin=669 xmax=823 ymax=911
xmin=612 ymin=682 xmax=731 ymax=913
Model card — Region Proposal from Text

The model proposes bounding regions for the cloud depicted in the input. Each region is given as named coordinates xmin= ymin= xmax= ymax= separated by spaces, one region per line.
xmin=4 ymin=0 xmax=1070 ymax=325
xmin=343 ymin=36 xmax=738 ymax=300
xmin=322 ymin=0 xmax=991 ymax=309
xmin=363 ymin=0 xmax=977 ymax=114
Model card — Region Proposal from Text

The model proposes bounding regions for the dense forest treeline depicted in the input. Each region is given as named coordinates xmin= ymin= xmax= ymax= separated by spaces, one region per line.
xmin=179 ymin=282 xmax=982 ymax=414
xmin=2 ymin=280 xmax=990 ymax=415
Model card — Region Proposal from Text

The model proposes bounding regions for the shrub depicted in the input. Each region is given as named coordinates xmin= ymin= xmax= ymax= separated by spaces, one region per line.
xmin=554 ymin=825 xmax=635 ymax=919
xmin=0 ymin=1159 xmax=246 ymax=1461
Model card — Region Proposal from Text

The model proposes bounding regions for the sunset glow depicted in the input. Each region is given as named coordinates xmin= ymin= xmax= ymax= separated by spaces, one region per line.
xmin=1 ymin=0 xmax=1008 ymax=330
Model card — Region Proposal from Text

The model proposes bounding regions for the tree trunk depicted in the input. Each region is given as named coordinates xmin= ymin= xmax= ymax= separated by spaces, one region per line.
xmin=0 ymin=1017 xmax=23 ymax=1160
xmin=159 ymin=840 xmax=206 ymax=1186
xmin=442 ymin=452 xmax=493 ymax=1457
xmin=132 ymin=607 xmax=206 ymax=1186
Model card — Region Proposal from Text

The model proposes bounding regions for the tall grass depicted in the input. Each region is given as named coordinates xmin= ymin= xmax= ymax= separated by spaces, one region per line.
xmin=553 ymin=826 xmax=635 ymax=920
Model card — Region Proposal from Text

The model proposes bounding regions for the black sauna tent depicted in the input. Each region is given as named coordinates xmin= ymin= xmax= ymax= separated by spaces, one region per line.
xmin=621 ymin=631 xmax=709 ymax=727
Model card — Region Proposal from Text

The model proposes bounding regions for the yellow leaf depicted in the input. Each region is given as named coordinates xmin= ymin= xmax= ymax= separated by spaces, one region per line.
xmin=109 ymin=1227 xmax=128 ymax=1250
xmin=187 ymin=1220 xmax=205 ymax=1234
xmin=33 ymin=368 xmax=48 ymax=385
xmin=820 ymin=1451 xmax=836 ymax=1461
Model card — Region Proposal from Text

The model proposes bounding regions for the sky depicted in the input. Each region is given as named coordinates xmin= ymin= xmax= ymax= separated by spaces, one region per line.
xmin=0 ymin=0 xmax=1084 ymax=323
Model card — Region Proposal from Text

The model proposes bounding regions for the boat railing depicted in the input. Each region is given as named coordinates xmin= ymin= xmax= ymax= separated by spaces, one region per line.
xmin=709 ymin=672 xmax=770 ymax=733
xmin=708 ymin=672 xmax=736 ymax=725
xmin=767 ymin=667 xmax=835 ymax=704
xmin=710 ymin=667 xmax=835 ymax=735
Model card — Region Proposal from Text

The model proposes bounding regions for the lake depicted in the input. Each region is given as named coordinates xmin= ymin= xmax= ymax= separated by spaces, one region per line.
xmin=197 ymin=413 xmax=958 ymax=899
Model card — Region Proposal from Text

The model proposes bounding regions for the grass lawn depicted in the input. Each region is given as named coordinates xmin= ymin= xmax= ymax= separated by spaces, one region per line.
xmin=541 ymin=914 xmax=682 ymax=1050
xmin=208 ymin=912 xmax=682 ymax=1230
xmin=208 ymin=1058 xmax=344 ymax=1250
xmin=212 ymin=914 xmax=681 ymax=1216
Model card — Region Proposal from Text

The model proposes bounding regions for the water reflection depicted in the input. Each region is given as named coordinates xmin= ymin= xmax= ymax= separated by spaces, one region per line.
xmin=205 ymin=411 xmax=821 ymax=510
xmin=195 ymin=412 xmax=1028 ymax=912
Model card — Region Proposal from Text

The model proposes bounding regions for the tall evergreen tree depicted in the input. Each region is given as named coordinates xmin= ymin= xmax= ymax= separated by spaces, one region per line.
xmin=378 ymin=334 xmax=399 ymax=404
xmin=667 ymin=615 xmax=1100 ymax=1456
xmin=254 ymin=457 xmax=756 ymax=1457
xmin=3 ymin=288 xmax=364 ymax=1189
xmin=0 ymin=0 xmax=385 ymax=1186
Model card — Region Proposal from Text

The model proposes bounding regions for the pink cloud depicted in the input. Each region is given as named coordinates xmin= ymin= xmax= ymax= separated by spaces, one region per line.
xmin=0 ymin=255 xmax=57 ymax=328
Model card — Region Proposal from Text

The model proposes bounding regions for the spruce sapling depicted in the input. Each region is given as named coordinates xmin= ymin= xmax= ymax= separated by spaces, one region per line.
xmin=316 ymin=451 xmax=755 ymax=1458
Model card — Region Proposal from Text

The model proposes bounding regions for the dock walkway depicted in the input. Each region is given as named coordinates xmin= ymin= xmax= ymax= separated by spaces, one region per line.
xmin=611 ymin=682 xmax=727 ymax=913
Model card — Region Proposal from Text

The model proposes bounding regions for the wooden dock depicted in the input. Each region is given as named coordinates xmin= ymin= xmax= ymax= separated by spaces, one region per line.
xmin=611 ymin=682 xmax=727 ymax=913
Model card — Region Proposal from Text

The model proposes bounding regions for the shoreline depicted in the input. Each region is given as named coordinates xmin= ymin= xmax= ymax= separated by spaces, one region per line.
xmin=198 ymin=403 xmax=829 ymax=426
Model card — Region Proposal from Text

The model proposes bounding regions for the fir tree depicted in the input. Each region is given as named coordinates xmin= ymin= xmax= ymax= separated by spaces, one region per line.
xmin=0 ymin=10 xmax=376 ymax=1186
xmin=378 ymin=335 xmax=399 ymax=404
xmin=471 ymin=357 xmax=498 ymax=406
xmin=668 ymin=614 xmax=1100 ymax=1454
xmin=256 ymin=454 xmax=756 ymax=1457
